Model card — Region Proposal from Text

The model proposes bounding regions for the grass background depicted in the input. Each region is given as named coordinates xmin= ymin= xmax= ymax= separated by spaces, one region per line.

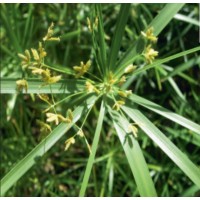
xmin=1 ymin=3 xmax=200 ymax=196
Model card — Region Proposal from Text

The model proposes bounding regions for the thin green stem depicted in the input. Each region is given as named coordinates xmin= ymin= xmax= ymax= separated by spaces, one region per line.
xmin=43 ymin=91 xmax=84 ymax=113
xmin=49 ymin=85 xmax=57 ymax=114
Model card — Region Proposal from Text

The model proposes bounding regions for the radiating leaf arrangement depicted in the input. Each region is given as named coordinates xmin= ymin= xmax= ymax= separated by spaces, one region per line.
xmin=1 ymin=3 xmax=200 ymax=197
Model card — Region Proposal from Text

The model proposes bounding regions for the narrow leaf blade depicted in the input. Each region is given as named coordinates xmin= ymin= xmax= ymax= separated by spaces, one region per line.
xmin=108 ymin=4 xmax=130 ymax=71
xmin=109 ymin=108 xmax=157 ymax=197
xmin=128 ymin=93 xmax=200 ymax=135
xmin=149 ymin=3 xmax=185 ymax=36
xmin=1 ymin=78 xmax=85 ymax=94
xmin=96 ymin=4 xmax=107 ymax=75
xmin=79 ymin=99 xmax=105 ymax=197
xmin=132 ymin=46 xmax=200 ymax=77
xmin=122 ymin=105 xmax=200 ymax=188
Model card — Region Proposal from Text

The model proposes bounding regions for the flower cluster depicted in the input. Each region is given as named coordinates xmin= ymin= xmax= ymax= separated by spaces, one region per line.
xmin=141 ymin=27 xmax=157 ymax=43
xmin=124 ymin=64 xmax=137 ymax=74
xmin=46 ymin=109 xmax=73 ymax=125
xmin=16 ymin=23 xmax=159 ymax=151
xmin=16 ymin=79 xmax=28 ymax=93
xmin=29 ymin=66 xmax=62 ymax=85
xmin=36 ymin=119 xmax=52 ymax=140
xmin=17 ymin=23 xmax=61 ymax=93
xmin=18 ymin=50 xmax=31 ymax=70
xmin=43 ymin=22 xmax=60 ymax=42
xmin=64 ymin=137 xmax=76 ymax=151
xmin=64 ymin=128 xmax=91 ymax=153
xmin=85 ymin=81 xmax=100 ymax=94
xmin=73 ymin=60 xmax=91 ymax=78
xmin=16 ymin=23 xmax=95 ymax=151
xmin=144 ymin=45 xmax=158 ymax=64
xmin=87 ymin=17 xmax=98 ymax=32
xmin=141 ymin=27 xmax=158 ymax=64
xmin=112 ymin=100 xmax=125 ymax=111
xmin=128 ymin=124 xmax=138 ymax=138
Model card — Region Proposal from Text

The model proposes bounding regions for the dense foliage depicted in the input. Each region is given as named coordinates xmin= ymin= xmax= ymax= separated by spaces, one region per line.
xmin=1 ymin=3 xmax=200 ymax=197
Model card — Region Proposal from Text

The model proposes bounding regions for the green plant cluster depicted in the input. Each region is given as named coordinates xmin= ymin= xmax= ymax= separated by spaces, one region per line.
xmin=1 ymin=3 xmax=200 ymax=197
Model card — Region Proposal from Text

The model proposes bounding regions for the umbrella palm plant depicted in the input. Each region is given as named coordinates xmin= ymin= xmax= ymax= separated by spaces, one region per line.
xmin=1 ymin=3 xmax=200 ymax=196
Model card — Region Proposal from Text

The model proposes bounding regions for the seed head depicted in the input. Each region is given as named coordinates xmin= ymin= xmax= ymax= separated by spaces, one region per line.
xmin=73 ymin=60 xmax=91 ymax=78
xmin=144 ymin=45 xmax=158 ymax=64
xmin=64 ymin=137 xmax=75 ymax=151
xmin=16 ymin=79 xmax=28 ymax=93
xmin=128 ymin=124 xmax=138 ymax=138
xmin=141 ymin=27 xmax=158 ymax=43
xmin=112 ymin=100 xmax=125 ymax=111
xmin=124 ymin=64 xmax=137 ymax=74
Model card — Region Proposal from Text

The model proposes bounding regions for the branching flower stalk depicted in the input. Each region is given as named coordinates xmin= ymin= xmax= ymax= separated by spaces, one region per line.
xmin=16 ymin=22 xmax=159 ymax=145
xmin=16 ymin=20 xmax=159 ymax=151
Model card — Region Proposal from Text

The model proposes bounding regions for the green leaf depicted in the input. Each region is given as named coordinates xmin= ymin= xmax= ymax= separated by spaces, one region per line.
xmin=148 ymin=4 xmax=185 ymax=36
xmin=162 ymin=57 xmax=200 ymax=81
xmin=108 ymin=4 xmax=130 ymax=71
xmin=109 ymin=108 xmax=157 ymax=197
xmin=164 ymin=127 xmax=200 ymax=147
xmin=22 ymin=4 xmax=33 ymax=47
xmin=0 ymin=42 xmax=17 ymax=59
xmin=1 ymin=78 xmax=85 ymax=94
xmin=182 ymin=185 xmax=200 ymax=197
xmin=167 ymin=76 xmax=186 ymax=101
xmin=0 ymin=4 xmax=22 ymax=52
xmin=79 ymin=99 xmax=105 ymax=197
xmin=122 ymin=105 xmax=200 ymax=188
xmin=43 ymin=63 xmax=74 ymax=75
xmin=60 ymin=29 xmax=81 ymax=40
xmin=0 ymin=95 xmax=97 ymax=196
xmin=99 ymin=155 xmax=113 ymax=196
xmin=174 ymin=13 xmax=199 ymax=27
xmin=128 ymin=94 xmax=200 ymax=136
xmin=132 ymin=46 xmax=200 ymax=77
xmin=96 ymin=4 xmax=108 ymax=76
xmin=157 ymin=65 xmax=186 ymax=101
